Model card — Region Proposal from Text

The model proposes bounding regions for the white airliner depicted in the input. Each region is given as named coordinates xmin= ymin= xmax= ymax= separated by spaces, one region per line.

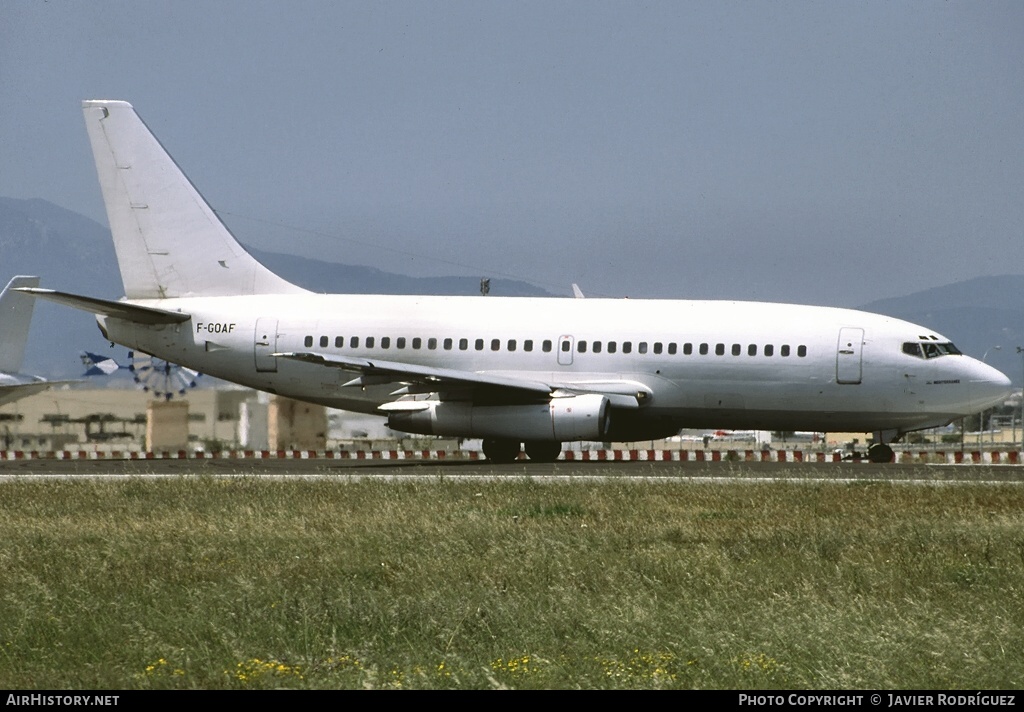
xmin=0 ymin=275 xmax=56 ymax=406
xmin=21 ymin=100 xmax=1013 ymax=463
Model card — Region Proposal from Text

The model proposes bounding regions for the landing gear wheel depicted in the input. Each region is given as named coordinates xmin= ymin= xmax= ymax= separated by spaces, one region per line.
xmin=483 ymin=439 xmax=521 ymax=464
xmin=525 ymin=440 xmax=562 ymax=463
xmin=868 ymin=443 xmax=895 ymax=463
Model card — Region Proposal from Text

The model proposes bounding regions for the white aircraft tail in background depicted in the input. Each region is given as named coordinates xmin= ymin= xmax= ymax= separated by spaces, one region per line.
xmin=0 ymin=276 xmax=58 ymax=406
xmin=19 ymin=100 xmax=1015 ymax=463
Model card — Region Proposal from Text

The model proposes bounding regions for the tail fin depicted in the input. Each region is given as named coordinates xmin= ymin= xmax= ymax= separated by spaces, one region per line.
xmin=0 ymin=276 xmax=40 ymax=373
xmin=82 ymin=100 xmax=307 ymax=299
xmin=81 ymin=351 xmax=123 ymax=376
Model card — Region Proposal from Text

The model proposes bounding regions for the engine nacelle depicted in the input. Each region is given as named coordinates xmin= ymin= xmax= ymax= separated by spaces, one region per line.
xmin=386 ymin=394 xmax=610 ymax=442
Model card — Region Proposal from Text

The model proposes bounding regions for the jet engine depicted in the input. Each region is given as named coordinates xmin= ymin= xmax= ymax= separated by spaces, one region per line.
xmin=386 ymin=394 xmax=610 ymax=442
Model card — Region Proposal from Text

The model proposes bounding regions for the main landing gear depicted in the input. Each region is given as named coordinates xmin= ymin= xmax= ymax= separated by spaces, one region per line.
xmin=866 ymin=442 xmax=895 ymax=464
xmin=482 ymin=439 xmax=563 ymax=464
xmin=867 ymin=429 xmax=899 ymax=463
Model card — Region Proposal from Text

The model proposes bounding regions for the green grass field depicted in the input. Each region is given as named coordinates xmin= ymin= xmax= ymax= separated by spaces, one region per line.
xmin=1 ymin=472 xmax=1022 ymax=689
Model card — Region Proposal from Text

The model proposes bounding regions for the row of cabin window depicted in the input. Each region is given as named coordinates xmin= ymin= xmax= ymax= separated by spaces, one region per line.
xmin=305 ymin=335 xmax=554 ymax=352
xmin=303 ymin=334 xmax=807 ymax=358
xmin=576 ymin=341 xmax=807 ymax=357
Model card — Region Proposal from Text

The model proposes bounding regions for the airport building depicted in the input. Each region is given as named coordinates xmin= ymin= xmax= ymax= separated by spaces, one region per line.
xmin=0 ymin=385 xmax=412 ymax=454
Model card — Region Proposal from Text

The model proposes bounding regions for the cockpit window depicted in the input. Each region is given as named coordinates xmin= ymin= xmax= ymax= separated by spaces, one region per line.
xmin=902 ymin=341 xmax=962 ymax=359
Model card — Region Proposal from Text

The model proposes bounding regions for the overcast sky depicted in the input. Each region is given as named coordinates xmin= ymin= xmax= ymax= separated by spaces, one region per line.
xmin=2 ymin=1 xmax=1022 ymax=306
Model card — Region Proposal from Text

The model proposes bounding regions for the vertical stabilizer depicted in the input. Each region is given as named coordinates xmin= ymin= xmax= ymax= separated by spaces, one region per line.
xmin=0 ymin=276 xmax=40 ymax=373
xmin=82 ymin=100 xmax=307 ymax=299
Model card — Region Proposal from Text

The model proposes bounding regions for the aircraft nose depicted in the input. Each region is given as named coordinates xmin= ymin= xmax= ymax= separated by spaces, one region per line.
xmin=967 ymin=359 xmax=1014 ymax=411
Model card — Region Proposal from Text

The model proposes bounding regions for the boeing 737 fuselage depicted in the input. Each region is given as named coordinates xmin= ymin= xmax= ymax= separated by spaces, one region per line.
xmin=22 ymin=100 xmax=1013 ymax=463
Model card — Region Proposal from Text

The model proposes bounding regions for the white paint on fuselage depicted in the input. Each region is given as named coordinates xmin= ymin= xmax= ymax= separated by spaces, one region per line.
xmin=98 ymin=293 xmax=1012 ymax=436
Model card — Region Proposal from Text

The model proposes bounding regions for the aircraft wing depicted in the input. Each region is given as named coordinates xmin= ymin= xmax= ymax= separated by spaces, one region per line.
xmin=273 ymin=351 xmax=650 ymax=408
xmin=0 ymin=381 xmax=53 ymax=407
xmin=0 ymin=378 xmax=80 ymax=407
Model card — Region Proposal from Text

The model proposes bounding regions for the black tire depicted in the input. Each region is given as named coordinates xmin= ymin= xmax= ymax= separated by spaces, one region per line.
xmin=868 ymin=442 xmax=895 ymax=463
xmin=482 ymin=438 xmax=521 ymax=463
xmin=524 ymin=440 xmax=562 ymax=463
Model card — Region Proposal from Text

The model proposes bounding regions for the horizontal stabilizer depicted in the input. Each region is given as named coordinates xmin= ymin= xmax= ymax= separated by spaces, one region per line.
xmin=15 ymin=288 xmax=190 ymax=325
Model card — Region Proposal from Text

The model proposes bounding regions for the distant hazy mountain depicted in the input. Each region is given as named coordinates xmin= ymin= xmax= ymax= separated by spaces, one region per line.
xmin=248 ymin=247 xmax=548 ymax=297
xmin=0 ymin=198 xmax=550 ymax=377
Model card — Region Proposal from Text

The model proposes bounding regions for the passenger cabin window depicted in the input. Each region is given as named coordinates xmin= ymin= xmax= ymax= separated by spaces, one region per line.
xmin=411 ymin=337 xmax=421 ymax=349
xmin=366 ymin=337 xmax=375 ymax=348
xmin=797 ymin=345 xmax=807 ymax=357
xmin=668 ymin=343 xmax=677 ymax=355
xmin=623 ymin=342 xmax=632 ymax=354
xmin=350 ymin=336 xmax=359 ymax=348
xmin=459 ymin=338 xmax=468 ymax=350
xmin=578 ymin=341 xmax=587 ymax=353
xmin=381 ymin=337 xmax=391 ymax=349
xmin=524 ymin=340 xmax=534 ymax=352
xmin=320 ymin=336 xmax=329 ymax=348
xmin=475 ymin=339 xmax=484 ymax=351
xmin=543 ymin=340 xmax=552 ymax=352
xmin=508 ymin=339 xmax=516 ymax=351
xmin=780 ymin=345 xmax=790 ymax=357
xmin=764 ymin=344 xmax=774 ymax=357
xmin=397 ymin=337 xmax=406 ymax=349
xmin=748 ymin=344 xmax=757 ymax=356
xmin=608 ymin=342 xmax=617 ymax=354
xmin=491 ymin=339 xmax=500 ymax=351
xmin=304 ymin=336 xmax=313 ymax=348
xmin=428 ymin=338 xmax=437 ymax=350
xmin=592 ymin=341 xmax=602 ymax=353
xmin=335 ymin=336 xmax=344 ymax=348
xmin=731 ymin=344 xmax=741 ymax=356
xmin=638 ymin=342 xmax=648 ymax=354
